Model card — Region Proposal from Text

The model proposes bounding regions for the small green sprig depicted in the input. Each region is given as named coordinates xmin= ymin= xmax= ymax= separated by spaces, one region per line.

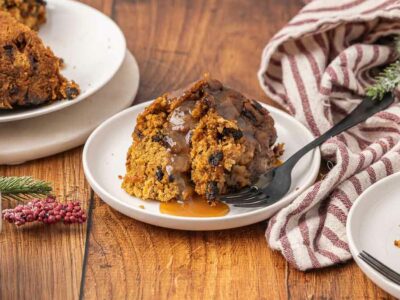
xmin=366 ymin=37 xmax=400 ymax=100
xmin=366 ymin=60 xmax=400 ymax=100
xmin=0 ymin=176 xmax=53 ymax=201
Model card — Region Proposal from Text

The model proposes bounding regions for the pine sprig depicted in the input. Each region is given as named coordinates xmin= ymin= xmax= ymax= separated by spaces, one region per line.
xmin=366 ymin=60 xmax=400 ymax=100
xmin=0 ymin=176 xmax=52 ymax=201
xmin=366 ymin=36 xmax=400 ymax=100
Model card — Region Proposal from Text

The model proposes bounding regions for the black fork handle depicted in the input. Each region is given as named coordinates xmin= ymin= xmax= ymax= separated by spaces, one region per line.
xmin=283 ymin=93 xmax=394 ymax=170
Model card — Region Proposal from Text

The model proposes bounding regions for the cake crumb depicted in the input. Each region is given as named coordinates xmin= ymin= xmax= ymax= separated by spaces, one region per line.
xmin=395 ymin=240 xmax=400 ymax=248
xmin=139 ymin=205 xmax=145 ymax=209
xmin=118 ymin=175 xmax=123 ymax=180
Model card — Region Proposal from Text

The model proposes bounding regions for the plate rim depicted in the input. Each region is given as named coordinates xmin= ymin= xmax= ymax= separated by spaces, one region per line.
xmin=0 ymin=0 xmax=127 ymax=123
xmin=83 ymin=100 xmax=321 ymax=225
xmin=0 ymin=51 xmax=140 ymax=165
xmin=347 ymin=172 xmax=400 ymax=297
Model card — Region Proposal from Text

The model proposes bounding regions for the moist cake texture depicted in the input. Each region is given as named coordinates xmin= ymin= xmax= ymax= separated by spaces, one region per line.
xmin=0 ymin=0 xmax=46 ymax=30
xmin=122 ymin=77 xmax=283 ymax=202
xmin=0 ymin=12 xmax=79 ymax=109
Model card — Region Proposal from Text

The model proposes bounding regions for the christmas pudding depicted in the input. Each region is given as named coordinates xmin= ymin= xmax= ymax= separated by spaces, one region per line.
xmin=122 ymin=76 xmax=283 ymax=202
xmin=0 ymin=0 xmax=46 ymax=30
xmin=0 ymin=12 xmax=79 ymax=109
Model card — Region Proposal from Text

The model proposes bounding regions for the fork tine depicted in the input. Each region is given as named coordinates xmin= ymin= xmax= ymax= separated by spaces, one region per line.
xmin=359 ymin=251 xmax=400 ymax=285
xmin=219 ymin=191 xmax=254 ymax=201
xmin=359 ymin=258 xmax=400 ymax=285
xmin=223 ymin=191 xmax=263 ymax=204
xmin=234 ymin=200 xmax=268 ymax=208
xmin=359 ymin=251 xmax=400 ymax=284
xmin=219 ymin=187 xmax=257 ymax=200
xmin=233 ymin=196 xmax=270 ymax=208
xmin=361 ymin=251 xmax=400 ymax=280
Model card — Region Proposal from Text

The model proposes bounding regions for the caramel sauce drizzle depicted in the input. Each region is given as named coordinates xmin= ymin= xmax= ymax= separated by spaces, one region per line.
xmin=160 ymin=195 xmax=230 ymax=218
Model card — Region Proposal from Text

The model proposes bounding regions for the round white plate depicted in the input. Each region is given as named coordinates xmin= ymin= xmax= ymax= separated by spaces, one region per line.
xmin=0 ymin=51 xmax=139 ymax=165
xmin=83 ymin=101 xmax=320 ymax=231
xmin=0 ymin=0 xmax=126 ymax=123
xmin=347 ymin=172 xmax=400 ymax=298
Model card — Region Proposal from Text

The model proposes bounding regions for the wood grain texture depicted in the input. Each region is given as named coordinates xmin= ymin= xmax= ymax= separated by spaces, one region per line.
xmin=82 ymin=0 xmax=395 ymax=299
xmin=0 ymin=149 xmax=90 ymax=300
xmin=0 ymin=0 xmax=396 ymax=299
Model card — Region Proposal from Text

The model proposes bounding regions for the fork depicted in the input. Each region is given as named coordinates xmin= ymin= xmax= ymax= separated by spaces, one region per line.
xmin=220 ymin=93 xmax=394 ymax=207
xmin=359 ymin=251 xmax=400 ymax=285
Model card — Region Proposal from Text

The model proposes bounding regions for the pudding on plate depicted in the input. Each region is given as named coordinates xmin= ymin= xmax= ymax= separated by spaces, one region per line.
xmin=122 ymin=76 xmax=283 ymax=209
xmin=0 ymin=11 xmax=79 ymax=109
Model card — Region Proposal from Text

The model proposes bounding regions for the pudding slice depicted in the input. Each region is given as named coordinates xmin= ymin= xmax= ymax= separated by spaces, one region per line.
xmin=123 ymin=76 xmax=283 ymax=202
xmin=0 ymin=0 xmax=46 ymax=30
xmin=0 ymin=12 xmax=79 ymax=109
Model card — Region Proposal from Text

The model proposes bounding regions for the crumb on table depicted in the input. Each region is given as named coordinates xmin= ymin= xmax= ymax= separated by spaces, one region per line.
xmin=395 ymin=240 xmax=400 ymax=248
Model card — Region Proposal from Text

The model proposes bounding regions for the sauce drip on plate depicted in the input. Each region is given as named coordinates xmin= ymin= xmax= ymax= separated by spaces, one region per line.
xmin=160 ymin=159 xmax=284 ymax=217
xmin=160 ymin=195 xmax=230 ymax=217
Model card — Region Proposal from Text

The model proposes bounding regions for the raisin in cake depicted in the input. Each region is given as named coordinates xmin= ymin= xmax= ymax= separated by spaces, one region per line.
xmin=0 ymin=0 xmax=46 ymax=30
xmin=122 ymin=77 xmax=283 ymax=202
xmin=0 ymin=12 xmax=79 ymax=109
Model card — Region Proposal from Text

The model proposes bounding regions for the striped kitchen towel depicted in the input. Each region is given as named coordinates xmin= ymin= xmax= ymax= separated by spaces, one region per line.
xmin=259 ymin=0 xmax=400 ymax=271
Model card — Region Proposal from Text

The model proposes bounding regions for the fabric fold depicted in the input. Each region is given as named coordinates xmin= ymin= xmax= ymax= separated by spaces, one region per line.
xmin=258 ymin=0 xmax=400 ymax=270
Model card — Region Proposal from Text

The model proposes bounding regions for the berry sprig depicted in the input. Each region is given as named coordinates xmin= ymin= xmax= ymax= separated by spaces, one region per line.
xmin=2 ymin=196 xmax=87 ymax=226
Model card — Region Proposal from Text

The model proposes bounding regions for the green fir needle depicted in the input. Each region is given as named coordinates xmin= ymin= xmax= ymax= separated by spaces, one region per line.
xmin=366 ymin=37 xmax=400 ymax=100
xmin=0 ymin=176 xmax=53 ymax=201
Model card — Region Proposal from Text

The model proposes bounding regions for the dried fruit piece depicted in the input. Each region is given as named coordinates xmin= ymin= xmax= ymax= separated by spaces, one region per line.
xmin=135 ymin=129 xmax=144 ymax=140
xmin=220 ymin=127 xmax=243 ymax=141
xmin=208 ymin=151 xmax=224 ymax=166
xmin=242 ymin=108 xmax=257 ymax=123
xmin=206 ymin=181 xmax=219 ymax=200
xmin=3 ymin=44 xmax=13 ymax=57
xmin=65 ymin=86 xmax=80 ymax=99
xmin=151 ymin=133 xmax=170 ymax=148
xmin=155 ymin=166 xmax=164 ymax=181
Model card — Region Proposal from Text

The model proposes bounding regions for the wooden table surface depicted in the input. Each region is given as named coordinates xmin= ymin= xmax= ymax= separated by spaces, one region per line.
xmin=0 ymin=0 xmax=396 ymax=299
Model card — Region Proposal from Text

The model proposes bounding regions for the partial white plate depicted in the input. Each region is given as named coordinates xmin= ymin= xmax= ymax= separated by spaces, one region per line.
xmin=0 ymin=51 xmax=139 ymax=165
xmin=0 ymin=0 xmax=126 ymax=123
xmin=347 ymin=172 xmax=400 ymax=298
xmin=83 ymin=101 xmax=321 ymax=231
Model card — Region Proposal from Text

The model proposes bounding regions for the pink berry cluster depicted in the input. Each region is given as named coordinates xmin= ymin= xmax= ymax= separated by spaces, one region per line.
xmin=2 ymin=196 xmax=87 ymax=226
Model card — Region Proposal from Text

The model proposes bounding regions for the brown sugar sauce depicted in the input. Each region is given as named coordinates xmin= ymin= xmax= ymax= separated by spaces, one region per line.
xmin=160 ymin=195 xmax=230 ymax=217
xmin=160 ymin=159 xmax=283 ymax=218
xmin=163 ymin=79 xmax=278 ymax=201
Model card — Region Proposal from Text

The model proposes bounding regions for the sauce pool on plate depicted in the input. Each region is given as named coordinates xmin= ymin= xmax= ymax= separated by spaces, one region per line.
xmin=160 ymin=195 xmax=230 ymax=217
xmin=159 ymin=159 xmax=284 ymax=218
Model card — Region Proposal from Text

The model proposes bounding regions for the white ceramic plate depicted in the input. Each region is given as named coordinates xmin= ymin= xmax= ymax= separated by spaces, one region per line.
xmin=83 ymin=102 xmax=321 ymax=230
xmin=0 ymin=0 xmax=126 ymax=123
xmin=347 ymin=172 xmax=400 ymax=298
xmin=0 ymin=51 xmax=139 ymax=165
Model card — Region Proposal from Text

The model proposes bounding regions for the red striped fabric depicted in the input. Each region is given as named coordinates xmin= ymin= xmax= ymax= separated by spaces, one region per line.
xmin=259 ymin=0 xmax=400 ymax=270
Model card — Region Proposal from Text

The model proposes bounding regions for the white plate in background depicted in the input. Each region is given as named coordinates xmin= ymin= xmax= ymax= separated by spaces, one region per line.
xmin=83 ymin=102 xmax=320 ymax=230
xmin=347 ymin=172 xmax=400 ymax=298
xmin=0 ymin=0 xmax=126 ymax=123
xmin=0 ymin=51 xmax=139 ymax=165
